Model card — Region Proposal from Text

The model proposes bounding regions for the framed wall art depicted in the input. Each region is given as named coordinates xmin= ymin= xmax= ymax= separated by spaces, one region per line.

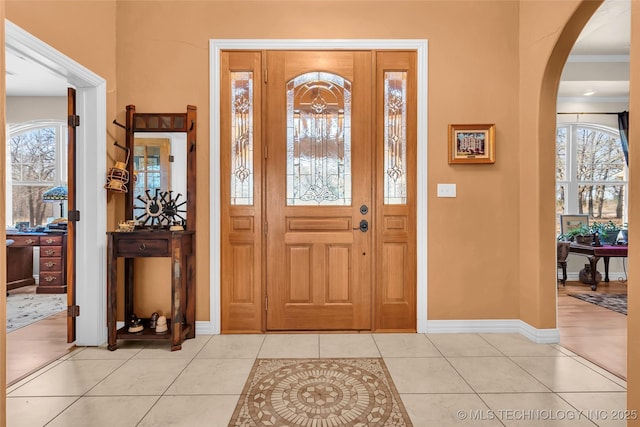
xmin=448 ymin=123 xmax=496 ymax=164
xmin=560 ymin=214 xmax=589 ymax=235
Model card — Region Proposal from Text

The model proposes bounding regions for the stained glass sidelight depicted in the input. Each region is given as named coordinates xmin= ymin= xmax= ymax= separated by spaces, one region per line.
xmin=286 ymin=72 xmax=351 ymax=206
xmin=230 ymin=71 xmax=254 ymax=205
xmin=384 ymin=71 xmax=407 ymax=204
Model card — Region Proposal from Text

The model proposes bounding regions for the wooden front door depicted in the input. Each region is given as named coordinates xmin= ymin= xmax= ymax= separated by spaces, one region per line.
xmin=265 ymin=51 xmax=373 ymax=330
xmin=220 ymin=49 xmax=416 ymax=333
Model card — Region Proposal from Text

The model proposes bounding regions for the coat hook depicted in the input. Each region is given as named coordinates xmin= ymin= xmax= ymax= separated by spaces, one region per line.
xmin=112 ymin=119 xmax=128 ymax=130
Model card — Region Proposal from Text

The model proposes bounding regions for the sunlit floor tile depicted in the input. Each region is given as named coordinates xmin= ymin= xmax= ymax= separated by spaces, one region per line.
xmin=572 ymin=356 xmax=627 ymax=388
xmin=87 ymin=358 xmax=190 ymax=395
xmin=258 ymin=334 xmax=319 ymax=358
xmin=384 ymin=357 xmax=473 ymax=393
xmin=197 ymin=334 xmax=265 ymax=359
xmin=402 ymin=393 xmax=503 ymax=426
xmin=373 ymin=333 xmax=441 ymax=358
xmin=510 ymin=356 xmax=627 ymax=392
xmin=558 ymin=392 xmax=628 ymax=427
xmin=46 ymin=396 xmax=159 ymax=427
xmin=480 ymin=333 xmax=567 ymax=357
xmin=131 ymin=335 xmax=210 ymax=359
xmin=138 ymin=395 xmax=239 ymax=427
xmin=69 ymin=342 xmax=146 ymax=360
xmin=319 ymin=334 xmax=380 ymax=358
xmin=448 ymin=356 xmax=549 ymax=393
xmin=480 ymin=392 xmax=599 ymax=426
xmin=8 ymin=359 xmax=125 ymax=397
xmin=428 ymin=333 xmax=503 ymax=357
xmin=165 ymin=358 xmax=254 ymax=395
xmin=6 ymin=396 xmax=78 ymax=427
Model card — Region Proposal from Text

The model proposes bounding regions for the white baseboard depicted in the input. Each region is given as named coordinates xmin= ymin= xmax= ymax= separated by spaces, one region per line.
xmin=564 ymin=272 xmax=628 ymax=282
xmin=117 ymin=320 xmax=558 ymax=344
xmin=426 ymin=319 xmax=560 ymax=344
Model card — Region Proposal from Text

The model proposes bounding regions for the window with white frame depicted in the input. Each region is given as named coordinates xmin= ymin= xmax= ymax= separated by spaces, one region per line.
xmin=7 ymin=120 xmax=67 ymax=228
xmin=556 ymin=123 xmax=627 ymax=233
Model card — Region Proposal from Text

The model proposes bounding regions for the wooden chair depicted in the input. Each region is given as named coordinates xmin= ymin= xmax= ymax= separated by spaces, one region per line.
xmin=557 ymin=241 xmax=571 ymax=287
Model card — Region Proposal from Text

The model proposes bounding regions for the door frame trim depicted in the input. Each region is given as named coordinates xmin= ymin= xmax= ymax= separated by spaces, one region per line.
xmin=6 ymin=20 xmax=108 ymax=345
xmin=209 ymin=39 xmax=429 ymax=333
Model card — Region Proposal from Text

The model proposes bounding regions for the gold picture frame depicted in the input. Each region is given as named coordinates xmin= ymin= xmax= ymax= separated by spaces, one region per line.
xmin=448 ymin=123 xmax=496 ymax=164
xmin=560 ymin=214 xmax=589 ymax=236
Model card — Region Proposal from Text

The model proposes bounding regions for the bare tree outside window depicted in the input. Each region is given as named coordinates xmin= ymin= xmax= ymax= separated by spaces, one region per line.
xmin=10 ymin=126 xmax=58 ymax=227
xmin=556 ymin=123 xmax=627 ymax=232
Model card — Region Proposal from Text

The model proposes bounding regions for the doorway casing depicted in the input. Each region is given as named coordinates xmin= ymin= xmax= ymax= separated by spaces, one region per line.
xmin=208 ymin=39 xmax=429 ymax=334
xmin=5 ymin=20 xmax=108 ymax=346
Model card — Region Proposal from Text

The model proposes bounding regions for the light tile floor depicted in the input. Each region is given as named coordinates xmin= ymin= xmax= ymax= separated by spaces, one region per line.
xmin=6 ymin=333 xmax=628 ymax=426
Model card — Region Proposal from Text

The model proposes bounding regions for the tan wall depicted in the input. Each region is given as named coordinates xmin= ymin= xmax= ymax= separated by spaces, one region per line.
xmin=113 ymin=0 xmax=525 ymax=321
xmin=2 ymin=0 xmax=639 ymax=420
xmin=4 ymin=0 xmax=592 ymax=325
xmin=6 ymin=96 xmax=67 ymax=123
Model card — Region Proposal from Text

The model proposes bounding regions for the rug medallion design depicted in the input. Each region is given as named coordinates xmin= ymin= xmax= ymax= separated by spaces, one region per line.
xmin=230 ymin=358 xmax=412 ymax=426
xmin=569 ymin=293 xmax=627 ymax=315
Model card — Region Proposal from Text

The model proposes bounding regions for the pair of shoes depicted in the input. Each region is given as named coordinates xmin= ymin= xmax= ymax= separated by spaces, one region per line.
xmin=149 ymin=312 xmax=160 ymax=329
xmin=128 ymin=313 xmax=144 ymax=333
xmin=156 ymin=316 xmax=168 ymax=334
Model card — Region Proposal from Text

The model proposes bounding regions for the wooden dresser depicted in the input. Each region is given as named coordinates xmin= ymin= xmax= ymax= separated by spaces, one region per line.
xmin=6 ymin=232 xmax=67 ymax=294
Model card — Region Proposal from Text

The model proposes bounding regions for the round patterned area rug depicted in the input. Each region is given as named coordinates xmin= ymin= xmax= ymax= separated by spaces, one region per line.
xmin=230 ymin=358 xmax=412 ymax=426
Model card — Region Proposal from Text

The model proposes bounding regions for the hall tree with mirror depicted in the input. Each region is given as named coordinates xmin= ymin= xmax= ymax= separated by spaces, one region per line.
xmin=106 ymin=105 xmax=197 ymax=351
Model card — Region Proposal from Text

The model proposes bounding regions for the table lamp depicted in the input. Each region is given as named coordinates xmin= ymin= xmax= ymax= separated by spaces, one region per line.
xmin=42 ymin=185 xmax=68 ymax=218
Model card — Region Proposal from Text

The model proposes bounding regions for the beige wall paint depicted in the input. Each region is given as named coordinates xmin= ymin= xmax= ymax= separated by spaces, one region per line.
xmin=518 ymin=0 xmax=602 ymax=330
xmin=6 ymin=96 xmax=67 ymax=123
xmin=3 ymin=0 xmax=637 ymax=414
xmin=3 ymin=0 xmax=602 ymax=324
xmin=112 ymin=0 xmax=526 ymax=322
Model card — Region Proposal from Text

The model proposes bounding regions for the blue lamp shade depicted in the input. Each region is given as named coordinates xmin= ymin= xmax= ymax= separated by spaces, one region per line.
xmin=42 ymin=186 xmax=68 ymax=218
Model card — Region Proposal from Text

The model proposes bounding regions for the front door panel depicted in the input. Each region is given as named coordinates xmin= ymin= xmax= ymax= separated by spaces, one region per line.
xmin=220 ymin=49 xmax=416 ymax=333
xmin=265 ymin=51 xmax=372 ymax=330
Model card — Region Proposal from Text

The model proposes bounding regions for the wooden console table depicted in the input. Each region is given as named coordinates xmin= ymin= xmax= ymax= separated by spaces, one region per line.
xmin=106 ymin=230 xmax=195 ymax=351
xmin=569 ymin=243 xmax=628 ymax=291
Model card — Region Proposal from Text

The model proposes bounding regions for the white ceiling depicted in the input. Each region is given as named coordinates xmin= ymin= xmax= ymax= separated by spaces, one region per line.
xmin=4 ymin=0 xmax=631 ymax=102
xmin=559 ymin=0 xmax=630 ymax=109
xmin=5 ymin=47 xmax=69 ymax=96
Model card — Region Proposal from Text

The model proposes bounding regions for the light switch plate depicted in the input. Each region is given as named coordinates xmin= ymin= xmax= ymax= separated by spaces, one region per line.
xmin=437 ymin=183 xmax=456 ymax=198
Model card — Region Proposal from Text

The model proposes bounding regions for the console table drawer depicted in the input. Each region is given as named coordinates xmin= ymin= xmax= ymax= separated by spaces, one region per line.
xmin=10 ymin=235 xmax=39 ymax=246
xmin=116 ymin=239 xmax=170 ymax=257
xmin=40 ymin=272 xmax=64 ymax=285
xmin=41 ymin=235 xmax=64 ymax=246
xmin=41 ymin=246 xmax=63 ymax=257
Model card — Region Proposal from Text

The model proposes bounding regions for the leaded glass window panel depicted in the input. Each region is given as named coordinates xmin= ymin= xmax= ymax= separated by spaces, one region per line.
xmin=384 ymin=71 xmax=407 ymax=204
xmin=230 ymin=71 xmax=254 ymax=205
xmin=286 ymin=72 xmax=351 ymax=206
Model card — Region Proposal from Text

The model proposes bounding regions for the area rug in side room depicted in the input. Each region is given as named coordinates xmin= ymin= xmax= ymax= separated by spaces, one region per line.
xmin=6 ymin=293 xmax=67 ymax=333
xmin=569 ymin=293 xmax=627 ymax=315
xmin=230 ymin=358 xmax=413 ymax=426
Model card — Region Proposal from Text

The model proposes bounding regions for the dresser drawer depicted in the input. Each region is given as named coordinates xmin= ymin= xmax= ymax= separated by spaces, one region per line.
xmin=116 ymin=238 xmax=170 ymax=257
xmin=40 ymin=246 xmax=63 ymax=257
xmin=40 ymin=235 xmax=64 ymax=246
xmin=40 ymin=257 xmax=64 ymax=272
xmin=10 ymin=235 xmax=39 ymax=246
xmin=39 ymin=272 xmax=64 ymax=285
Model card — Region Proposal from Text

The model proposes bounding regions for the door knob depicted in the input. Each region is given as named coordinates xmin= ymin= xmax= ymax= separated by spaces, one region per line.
xmin=353 ymin=219 xmax=369 ymax=232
